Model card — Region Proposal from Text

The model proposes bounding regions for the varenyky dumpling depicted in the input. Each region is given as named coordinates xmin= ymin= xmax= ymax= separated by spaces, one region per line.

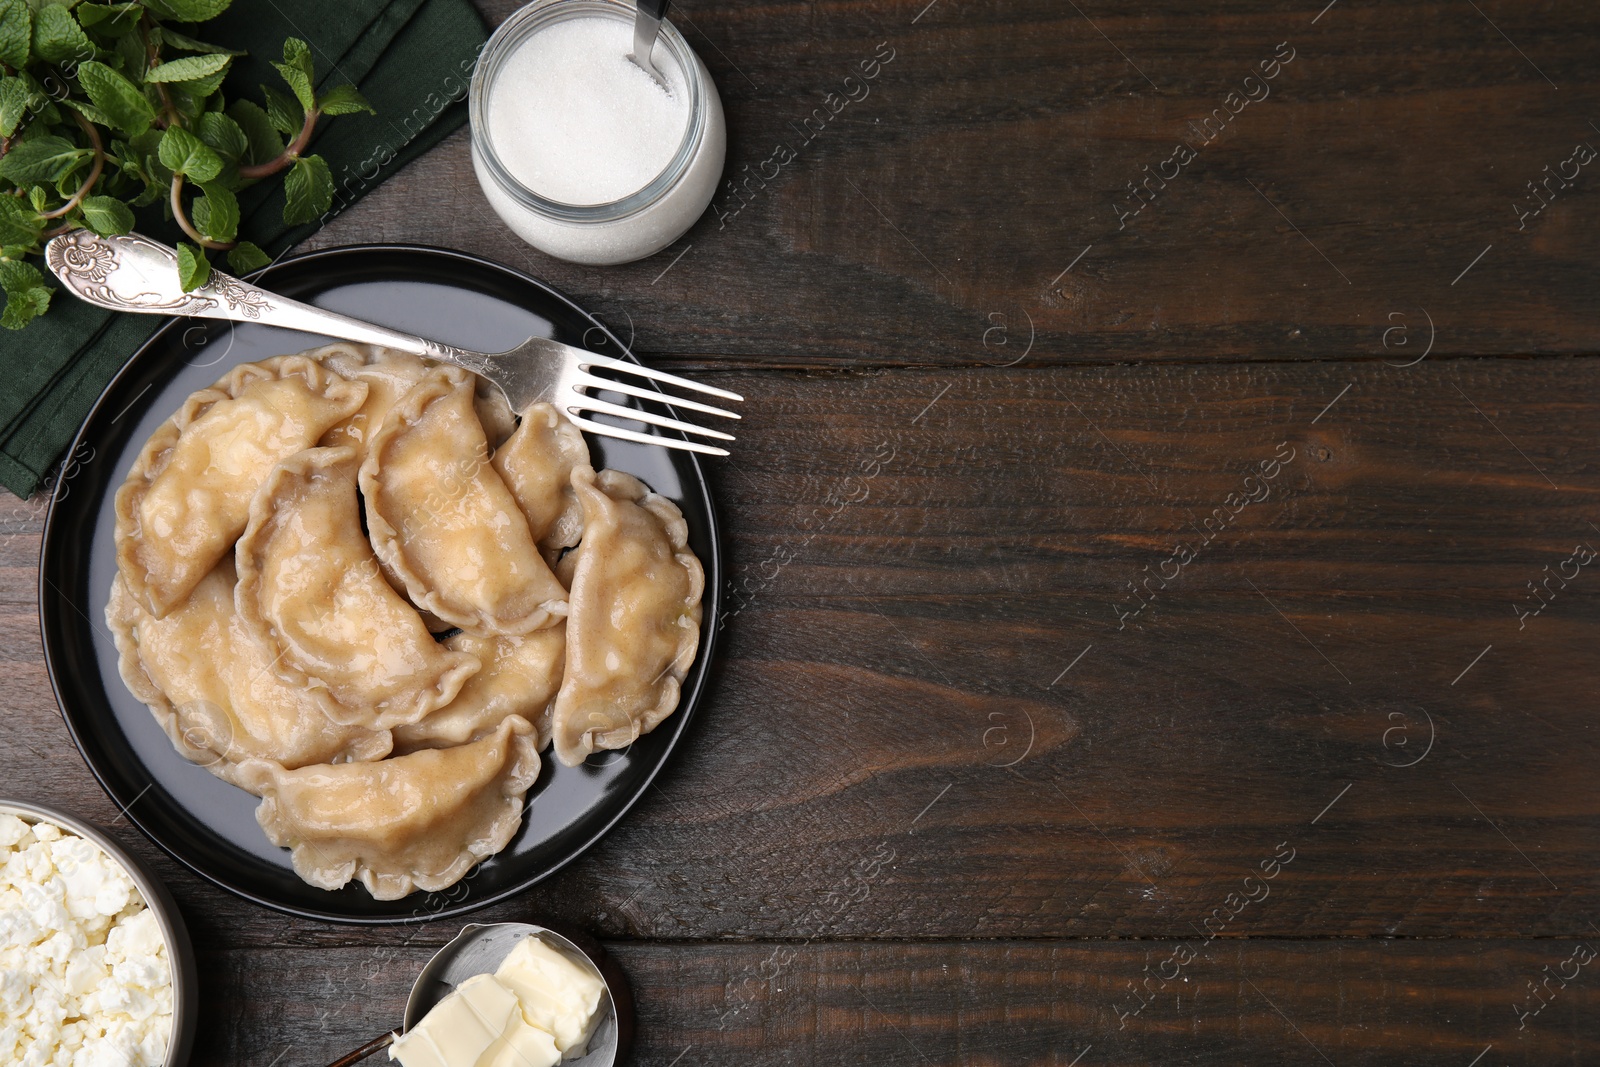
xmin=314 ymin=344 xmax=517 ymax=456
xmin=107 ymin=560 xmax=392 ymax=790
xmin=235 ymin=446 xmax=480 ymax=730
xmin=315 ymin=344 xmax=432 ymax=458
xmin=492 ymin=402 xmax=590 ymax=558
xmin=473 ymin=377 xmax=519 ymax=451
xmin=236 ymin=716 xmax=540 ymax=899
xmin=361 ymin=367 xmax=568 ymax=635
xmin=394 ymin=626 xmax=565 ymax=752
xmin=114 ymin=355 xmax=367 ymax=617
xmin=551 ymin=468 xmax=704 ymax=767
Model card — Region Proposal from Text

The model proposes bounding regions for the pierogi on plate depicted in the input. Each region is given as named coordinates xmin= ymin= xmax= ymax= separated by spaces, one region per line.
xmin=104 ymin=345 xmax=704 ymax=899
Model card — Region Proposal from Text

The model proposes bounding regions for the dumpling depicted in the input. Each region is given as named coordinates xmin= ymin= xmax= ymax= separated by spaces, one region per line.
xmin=551 ymin=468 xmax=704 ymax=767
xmin=235 ymin=716 xmax=541 ymax=899
xmin=235 ymin=446 xmax=480 ymax=730
xmin=114 ymin=355 xmax=367 ymax=617
xmin=314 ymin=344 xmax=517 ymax=456
xmin=361 ymin=367 xmax=568 ymax=635
xmin=394 ymin=626 xmax=565 ymax=752
xmin=473 ymin=378 xmax=519 ymax=451
xmin=106 ymin=561 xmax=392 ymax=791
xmin=492 ymin=402 xmax=590 ymax=556
xmin=314 ymin=344 xmax=432 ymax=458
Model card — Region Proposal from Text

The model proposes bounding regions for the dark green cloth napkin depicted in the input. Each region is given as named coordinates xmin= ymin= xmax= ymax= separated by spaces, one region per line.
xmin=0 ymin=0 xmax=487 ymax=498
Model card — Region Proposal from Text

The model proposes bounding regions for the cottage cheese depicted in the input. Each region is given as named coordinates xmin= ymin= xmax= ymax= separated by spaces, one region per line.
xmin=0 ymin=813 xmax=172 ymax=1067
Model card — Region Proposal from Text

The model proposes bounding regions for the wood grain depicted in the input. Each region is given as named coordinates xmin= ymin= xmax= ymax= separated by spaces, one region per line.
xmin=195 ymin=940 xmax=1600 ymax=1066
xmin=299 ymin=0 xmax=1600 ymax=367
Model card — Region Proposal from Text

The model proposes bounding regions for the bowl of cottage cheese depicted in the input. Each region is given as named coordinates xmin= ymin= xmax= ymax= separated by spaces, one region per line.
xmin=0 ymin=799 xmax=196 ymax=1067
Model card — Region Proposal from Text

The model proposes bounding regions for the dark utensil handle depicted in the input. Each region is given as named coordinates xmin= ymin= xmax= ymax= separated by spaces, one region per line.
xmin=639 ymin=0 xmax=669 ymax=20
xmin=325 ymin=1032 xmax=396 ymax=1067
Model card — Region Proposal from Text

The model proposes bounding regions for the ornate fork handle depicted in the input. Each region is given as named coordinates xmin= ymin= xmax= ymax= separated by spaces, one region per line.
xmin=44 ymin=231 xmax=498 ymax=379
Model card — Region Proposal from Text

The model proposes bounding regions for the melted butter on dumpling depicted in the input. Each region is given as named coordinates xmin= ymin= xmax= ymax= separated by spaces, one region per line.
xmin=313 ymin=343 xmax=520 ymax=456
xmin=107 ymin=560 xmax=392 ymax=791
xmin=236 ymin=716 xmax=541 ymax=900
xmin=114 ymin=355 xmax=367 ymax=617
xmin=235 ymin=445 xmax=480 ymax=730
xmin=361 ymin=367 xmax=569 ymax=635
xmin=551 ymin=467 xmax=704 ymax=767
xmin=394 ymin=626 xmax=565 ymax=752
xmin=315 ymin=344 xmax=432 ymax=457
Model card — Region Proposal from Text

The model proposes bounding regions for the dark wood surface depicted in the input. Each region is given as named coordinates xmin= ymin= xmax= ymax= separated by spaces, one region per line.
xmin=6 ymin=0 xmax=1600 ymax=1062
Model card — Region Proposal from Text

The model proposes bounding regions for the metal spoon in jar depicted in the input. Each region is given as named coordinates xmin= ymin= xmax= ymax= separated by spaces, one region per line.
xmin=325 ymin=923 xmax=633 ymax=1067
xmin=628 ymin=0 xmax=672 ymax=92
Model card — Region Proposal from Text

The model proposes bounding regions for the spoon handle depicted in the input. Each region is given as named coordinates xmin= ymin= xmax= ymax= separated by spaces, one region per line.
xmin=324 ymin=1031 xmax=396 ymax=1067
xmin=639 ymin=0 xmax=668 ymax=20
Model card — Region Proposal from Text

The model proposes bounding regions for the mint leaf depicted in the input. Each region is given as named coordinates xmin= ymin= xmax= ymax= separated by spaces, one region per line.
xmin=227 ymin=99 xmax=282 ymax=165
xmin=281 ymin=152 xmax=330 ymax=225
xmin=74 ymin=3 xmax=142 ymax=37
xmin=31 ymin=4 xmax=92 ymax=66
xmin=273 ymin=36 xmax=314 ymax=111
xmin=226 ymin=240 xmax=269 ymax=275
xmin=158 ymin=125 xmax=222 ymax=182
xmin=0 ymin=76 xmax=29 ymax=137
xmin=143 ymin=0 xmax=232 ymax=20
xmin=176 ymin=241 xmax=210 ymax=291
xmin=146 ymin=52 xmax=231 ymax=84
xmin=166 ymin=70 xmax=227 ymax=112
xmin=191 ymin=181 xmax=237 ymax=242
xmin=76 ymin=60 xmax=154 ymax=137
xmin=260 ymin=84 xmax=301 ymax=137
xmin=0 ymin=135 xmax=88 ymax=183
xmin=194 ymin=111 xmax=246 ymax=161
xmin=0 ymin=197 xmax=41 ymax=246
xmin=0 ymin=259 xmax=52 ymax=329
xmin=26 ymin=185 xmax=44 ymax=212
xmin=154 ymin=27 xmax=245 ymax=56
xmin=315 ymin=82 xmax=373 ymax=117
xmin=0 ymin=0 xmax=31 ymax=70
xmin=110 ymin=22 xmax=144 ymax=73
xmin=59 ymin=95 xmax=114 ymax=128
xmin=128 ymin=127 xmax=169 ymax=187
xmin=79 ymin=194 xmax=134 ymax=235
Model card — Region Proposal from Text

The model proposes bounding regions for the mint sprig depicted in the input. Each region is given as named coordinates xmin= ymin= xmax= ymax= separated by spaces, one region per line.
xmin=0 ymin=6 xmax=374 ymax=329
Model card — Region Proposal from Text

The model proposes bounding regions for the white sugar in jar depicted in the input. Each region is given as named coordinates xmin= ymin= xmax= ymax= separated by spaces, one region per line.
xmin=470 ymin=0 xmax=726 ymax=265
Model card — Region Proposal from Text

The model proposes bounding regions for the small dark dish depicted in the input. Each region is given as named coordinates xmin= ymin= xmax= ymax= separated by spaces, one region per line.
xmin=39 ymin=245 xmax=722 ymax=924
xmin=329 ymin=922 xmax=632 ymax=1067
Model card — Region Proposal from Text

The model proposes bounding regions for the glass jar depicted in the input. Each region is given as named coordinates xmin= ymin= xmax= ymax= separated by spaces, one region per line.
xmin=469 ymin=0 xmax=726 ymax=266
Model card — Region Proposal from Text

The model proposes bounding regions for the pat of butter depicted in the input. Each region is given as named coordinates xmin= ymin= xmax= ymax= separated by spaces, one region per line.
xmin=493 ymin=936 xmax=605 ymax=1056
xmin=390 ymin=936 xmax=604 ymax=1067
xmin=389 ymin=974 xmax=559 ymax=1067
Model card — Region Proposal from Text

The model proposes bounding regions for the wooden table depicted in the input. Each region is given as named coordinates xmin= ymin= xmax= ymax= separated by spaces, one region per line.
xmin=6 ymin=0 xmax=1600 ymax=1062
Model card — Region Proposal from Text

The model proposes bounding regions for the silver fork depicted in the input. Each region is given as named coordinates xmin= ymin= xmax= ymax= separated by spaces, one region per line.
xmin=44 ymin=231 xmax=741 ymax=456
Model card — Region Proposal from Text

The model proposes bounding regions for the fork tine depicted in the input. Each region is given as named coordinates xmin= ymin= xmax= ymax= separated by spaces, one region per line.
xmin=575 ymin=372 xmax=741 ymax=420
xmin=570 ymin=395 xmax=736 ymax=441
xmin=578 ymin=352 xmax=744 ymax=402
xmin=568 ymin=414 xmax=731 ymax=457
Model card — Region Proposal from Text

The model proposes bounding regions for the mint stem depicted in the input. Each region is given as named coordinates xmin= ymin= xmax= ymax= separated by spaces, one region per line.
xmin=169 ymin=175 xmax=234 ymax=251
xmin=40 ymin=112 xmax=105 ymax=222
xmin=238 ymin=107 xmax=320 ymax=180
xmin=139 ymin=15 xmax=179 ymax=130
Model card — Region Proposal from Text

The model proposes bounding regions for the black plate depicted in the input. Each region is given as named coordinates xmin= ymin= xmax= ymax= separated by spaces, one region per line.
xmin=39 ymin=245 xmax=721 ymax=924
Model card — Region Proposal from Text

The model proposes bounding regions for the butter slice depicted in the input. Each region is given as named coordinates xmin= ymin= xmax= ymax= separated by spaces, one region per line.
xmin=493 ymin=937 xmax=605 ymax=1056
xmin=390 ymin=974 xmax=558 ymax=1067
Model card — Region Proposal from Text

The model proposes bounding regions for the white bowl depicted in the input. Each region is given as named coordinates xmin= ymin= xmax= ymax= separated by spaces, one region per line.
xmin=0 ymin=798 xmax=198 ymax=1067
